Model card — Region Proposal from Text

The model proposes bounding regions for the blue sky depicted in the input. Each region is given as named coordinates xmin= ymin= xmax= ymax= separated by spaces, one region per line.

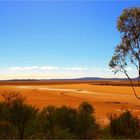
xmin=0 ymin=1 xmax=139 ymax=79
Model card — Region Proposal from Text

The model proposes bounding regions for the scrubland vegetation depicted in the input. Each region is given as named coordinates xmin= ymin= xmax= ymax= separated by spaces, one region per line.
xmin=0 ymin=92 xmax=140 ymax=139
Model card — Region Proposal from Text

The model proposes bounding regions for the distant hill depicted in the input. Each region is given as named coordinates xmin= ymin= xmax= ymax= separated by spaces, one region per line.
xmin=0 ymin=77 xmax=136 ymax=82
xmin=0 ymin=77 xmax=138 ymax=86
xmin=74 ymin=77 xmax=128 ymax=81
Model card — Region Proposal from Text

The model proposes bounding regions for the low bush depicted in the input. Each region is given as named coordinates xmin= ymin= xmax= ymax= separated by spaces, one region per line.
xmin=108 ymin=111 xmax=140 ymax=139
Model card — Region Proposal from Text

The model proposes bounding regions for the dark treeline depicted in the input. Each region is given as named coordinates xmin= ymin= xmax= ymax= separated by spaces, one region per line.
xmin=0 ymin=92 xmax=140 ymax=139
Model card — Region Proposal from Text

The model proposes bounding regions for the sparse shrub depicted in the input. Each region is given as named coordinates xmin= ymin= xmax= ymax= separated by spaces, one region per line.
xmin=39 ymin=105 xmax=78 ymax=138
xmin=109 ymin=111 xmax=140 ymax=139
xmin=9 ymin=98 xmax=38 ymax=139
xmin=0 ymin=95 xmax=17 ymax=138
xmin=54 ymin=106 xmax=78 ymax=134
xmin=1 ymin=91 xmax=24 ymax=106
xmin=77 ymin=101 xmax=100 ymax=139
xmin=0 ymin=92 xmax=38 ymax=139
xmin=39 ymin=102 xmax=100 ymax=139
xmin=39 ymin=105 xmax=57 ymax=138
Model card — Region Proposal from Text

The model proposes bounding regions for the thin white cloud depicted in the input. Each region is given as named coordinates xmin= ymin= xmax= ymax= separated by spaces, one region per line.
xmin=9 ymin=66 xmax=88 ymax=71
xmin=64 ymin=67 xmax=88 ymax=71
xmin=40 ymin=66 xmax=59 ymax=70
xmin=10 ymin=66 xmax=39 ymax=71
xmin=10 ymin=66 xmax=59 ymax=71
xmin=0 ymin=65 xmax=136 ymax=80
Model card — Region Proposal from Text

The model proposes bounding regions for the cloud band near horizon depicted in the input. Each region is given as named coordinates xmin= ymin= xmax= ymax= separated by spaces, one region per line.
xmin=0 ymin=65 xmax=136 ymax=80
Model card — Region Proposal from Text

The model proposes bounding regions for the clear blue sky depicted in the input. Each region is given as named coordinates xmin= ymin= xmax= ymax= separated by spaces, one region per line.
xmin=0 ymin=1 xmax=139 ymax=79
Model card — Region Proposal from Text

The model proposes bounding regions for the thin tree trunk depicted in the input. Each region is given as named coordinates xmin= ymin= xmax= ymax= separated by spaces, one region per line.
xmin=138 ymin=61 xmax=140 ymax=86
xmin=124 ymin=70 xmax=140 ymax=100
xmin=137 ymin=39 xmax=140 ymax=86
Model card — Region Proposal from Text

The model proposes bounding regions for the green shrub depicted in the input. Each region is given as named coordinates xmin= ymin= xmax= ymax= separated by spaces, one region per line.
xmin=109 ymin=111 xmax=140 ymax=139
xmin=77 ymin=102 xmax=100 ymax=139
xmin=39 ymin=102 xmax=100 ymax=139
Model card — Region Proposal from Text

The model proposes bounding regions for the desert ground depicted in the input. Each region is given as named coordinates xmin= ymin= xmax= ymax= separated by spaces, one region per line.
xmin=0 ymin=80 xmax=140 ymax=126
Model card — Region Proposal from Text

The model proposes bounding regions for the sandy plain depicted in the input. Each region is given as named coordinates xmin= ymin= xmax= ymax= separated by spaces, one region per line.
xmin=0 ymin=80 xmax=139 ymax=125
